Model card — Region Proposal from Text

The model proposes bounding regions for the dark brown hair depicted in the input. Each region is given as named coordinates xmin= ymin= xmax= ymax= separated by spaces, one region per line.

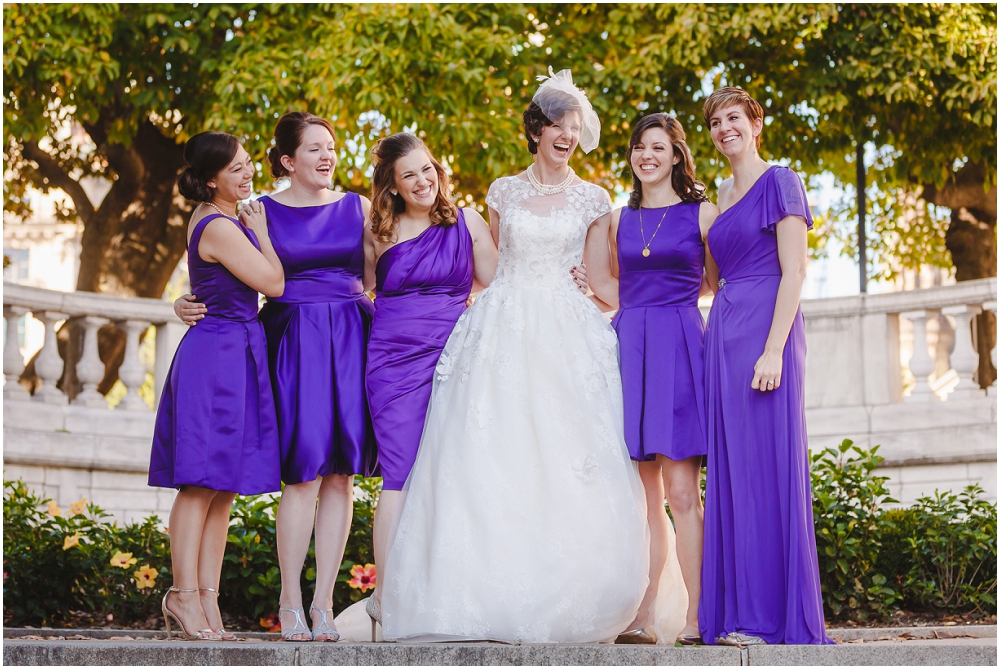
xmin=522 ymin=99 xmax=580 ymax=154
xmin=702 ymin=87 xmax=765 ymax=150
xmin=627 ymin=114 xmax=708 ymax=209
xmin=267 ymin=111 xmax=337 ymax=179
xmin=177 ymin=132 xmax=241 ymax=202
xmin=369 ymin=133 xmax=458 ymax=243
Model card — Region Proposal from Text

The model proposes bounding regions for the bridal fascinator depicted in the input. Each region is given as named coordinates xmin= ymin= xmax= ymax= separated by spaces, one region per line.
xmin=532 ymin=67 xmax=601 ymax=154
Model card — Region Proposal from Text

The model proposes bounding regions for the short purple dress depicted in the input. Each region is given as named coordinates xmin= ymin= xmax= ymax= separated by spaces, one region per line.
xmin=366 ymin=212 xmax=473 ymax=490
xmin=149 ymin=214 xmax=281 ymax=494
xmin=258 ymin=193 xmax=377 ymax=484
xmin=699 ymin=166 xmax=830 ymax=645
xmin=612 ymin=202 xmax=706 ymax=462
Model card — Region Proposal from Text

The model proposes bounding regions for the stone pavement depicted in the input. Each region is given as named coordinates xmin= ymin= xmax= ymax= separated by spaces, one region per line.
xmin=3 ymin=625 xmax=996 ymax=666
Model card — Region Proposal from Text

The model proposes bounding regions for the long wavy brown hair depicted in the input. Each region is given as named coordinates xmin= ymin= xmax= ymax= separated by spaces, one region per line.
xmin=627 ymin=113 xmax=708 ymax=209
xmin=369 ymin=133 xmax=458 ymax=243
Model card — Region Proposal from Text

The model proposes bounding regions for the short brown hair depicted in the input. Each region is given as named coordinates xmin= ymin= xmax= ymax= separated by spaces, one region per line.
xmin=522 ymin=99 xmax=580 ymax=154
xmin=702 ymin=87 xmax=765 ymax=149
xmin=369 ymin=133 xmax=458 ymax=243
xmin=267 ymin=111 xmax=337 ymax=179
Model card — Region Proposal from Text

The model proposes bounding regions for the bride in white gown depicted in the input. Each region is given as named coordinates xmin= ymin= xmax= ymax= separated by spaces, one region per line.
xmin=379 ymin=70 xmax=685 ymax=644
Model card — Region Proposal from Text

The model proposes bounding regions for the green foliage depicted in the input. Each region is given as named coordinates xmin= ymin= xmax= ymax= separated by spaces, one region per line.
xmin=810 ymin=439 xmax=901 ymax=621
xmin=4 ymin=477 xmax=380 ymax=628
xmin=904 ymin=486 xmax=997 ymax=614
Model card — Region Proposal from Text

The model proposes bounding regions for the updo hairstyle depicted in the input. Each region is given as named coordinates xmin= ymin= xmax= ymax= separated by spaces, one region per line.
xmin=702 ymin=87 xmax=765 ymax=150
xmin=267 ymin=111 xmax=337 ymax=179
xmin=369 ymin=132 xmax=458 ymax=244
xmin=521 ymin=98 xmax=580 ymax=155
xmin=177 ymin=132 xmax=241 ymax=203
xmin=627 ymin=113 xmax=708 ymax=209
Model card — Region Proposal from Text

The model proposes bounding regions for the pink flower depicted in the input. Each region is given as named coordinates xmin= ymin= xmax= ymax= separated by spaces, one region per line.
xmin=348 ymin=563 xmax=376 ymax=592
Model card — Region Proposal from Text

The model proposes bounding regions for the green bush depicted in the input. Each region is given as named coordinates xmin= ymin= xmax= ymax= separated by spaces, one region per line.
xmin=905 ymin=486 xmax=997 ymax=614
xmin=4 ymin=477 xmax=380 ymax=629
xmin=810 ymin=439 xmax=901 ymax=622
xmin=875 ymin=507 xmax=920 ymax=608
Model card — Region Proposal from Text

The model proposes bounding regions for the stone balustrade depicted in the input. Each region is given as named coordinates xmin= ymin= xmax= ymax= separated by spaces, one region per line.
xmin=2 ymin=278 xmax=997 ymax=520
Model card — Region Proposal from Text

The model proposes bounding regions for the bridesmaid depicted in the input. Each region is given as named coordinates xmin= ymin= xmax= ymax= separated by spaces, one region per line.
xmin=698 ymin=87 xmax=830 ymax=645
xmin=588 ymin=113 xmax=718 ymax=645
xmin=176 ymin=112 xmax=378 ymax=642
xmin=151 ymin=131 xmax=284 ymax=640
xmin=364 ymin=132 xmax=497 ymax=638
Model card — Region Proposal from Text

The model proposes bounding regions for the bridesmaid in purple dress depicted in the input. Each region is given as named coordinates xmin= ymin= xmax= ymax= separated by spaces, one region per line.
xmin=698 ymin=88 xmax=830 ymax=646
xmin=175 ymin=113 xmax=377 ymax=642
xmin=151 ymin=132 xmax=284 ymax=640
xmin=589 ymin=113 xmax=718 ymax=645
xmin=364 ymin=132 xmax=497 ymax=635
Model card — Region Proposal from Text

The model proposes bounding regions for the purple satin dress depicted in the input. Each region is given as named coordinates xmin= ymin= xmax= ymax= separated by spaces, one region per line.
xmin=699 ymin=166 xmax=830 ymax=645
xmin=367 ymin=212 xmax=473 ymax=490
xmin=149 ymin=214 xmax=281 ymax=494
xmin=258 ymin=193 xmax=377 ymax=484
xmin=612 ymin=202 xmax=706 ymax=462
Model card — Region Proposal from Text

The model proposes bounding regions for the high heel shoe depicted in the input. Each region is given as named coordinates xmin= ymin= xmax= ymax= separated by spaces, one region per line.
xmin=615 ymin=626 xmax=658 ymax=644
xmin=365 ymin=596 xmax=382 ymax=643
xmin=309 ymin=605 xmax=340 ymax=642
xmin=199 ymin=587 xmax=237 ymax=641
xmin=161 ymin=587 xmax=220 ymax=640
xmin=279 ymin=606 xmax=312 ymax=642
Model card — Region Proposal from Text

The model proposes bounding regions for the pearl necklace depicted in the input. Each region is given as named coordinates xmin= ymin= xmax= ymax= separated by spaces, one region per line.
xmin=526 ymin=163 xmax=576 ymax=196
xmin=205 ymin=201 xmax=239 ymax=221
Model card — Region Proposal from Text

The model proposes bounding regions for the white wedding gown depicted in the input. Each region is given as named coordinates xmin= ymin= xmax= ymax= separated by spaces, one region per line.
xmin=380 ymin=176 xmax=685 ymax=644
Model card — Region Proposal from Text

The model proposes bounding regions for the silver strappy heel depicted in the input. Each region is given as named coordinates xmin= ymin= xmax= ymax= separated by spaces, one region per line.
xmin=280 ymin=606 xmax=312 ymax=642
xmin=309 ymin=605 xmax=340 ymax=642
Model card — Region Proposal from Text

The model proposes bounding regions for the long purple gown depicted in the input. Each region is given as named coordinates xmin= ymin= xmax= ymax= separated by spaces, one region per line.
xmin=149 ymin=214 xmax=281 ymax=494
xmin=612 ymin=202 xmax=706 ymax=461
xmin=699 ymin=166 xmax=830 ymax=645
xmin=366 ymin=212 xmax=473 ymax=490
xmin=257 ymin=193 xmax=377 ymax=484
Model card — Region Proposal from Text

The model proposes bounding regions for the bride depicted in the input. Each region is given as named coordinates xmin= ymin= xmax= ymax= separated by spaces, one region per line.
xmin=380 ymin=70 xmax=677 ymax=643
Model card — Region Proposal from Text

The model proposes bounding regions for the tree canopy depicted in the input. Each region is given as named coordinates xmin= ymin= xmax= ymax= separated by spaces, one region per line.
xmin=4 ymin=3 xmax=996 ymax=300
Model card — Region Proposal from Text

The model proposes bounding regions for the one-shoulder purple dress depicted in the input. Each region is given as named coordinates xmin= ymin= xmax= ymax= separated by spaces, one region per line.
xmin=612 ymin=202 xmax=706 ymax=462
xmin=149 ymin=214 xmax=281 ymax=494
xmin=699 ymin=166 xmax=830 ymax=645
xmin=366 ymin=212 xmax=473 ymax=490
xmin=258 ymin=193 xmax=377 ymax=484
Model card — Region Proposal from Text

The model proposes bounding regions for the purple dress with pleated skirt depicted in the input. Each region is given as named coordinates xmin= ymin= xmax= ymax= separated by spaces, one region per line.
xmin=612 ymin=202 xmax=706 ymax=462
xmin=258 ymin=193 xmax=377 ymax=485
xmin=367 ymin=211 xmax=474 ymax=490
xmin=149 ymin=214 xmax=281 ymax=494
xmin=699 ymin=166 xmax=831 ymax=645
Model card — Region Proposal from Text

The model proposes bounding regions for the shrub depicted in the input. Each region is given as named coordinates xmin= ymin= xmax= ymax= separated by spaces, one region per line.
xmin=810 ymin=439 xmax=901 ymax=622
xmin=905 ymin=486 xmax=997 ymax=614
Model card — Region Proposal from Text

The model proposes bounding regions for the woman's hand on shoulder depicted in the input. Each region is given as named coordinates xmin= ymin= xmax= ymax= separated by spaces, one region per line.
xmin=238 ymin=200 xmax=267 ymax=232
xmin=174 ymin=294 xmax=206 ymax=326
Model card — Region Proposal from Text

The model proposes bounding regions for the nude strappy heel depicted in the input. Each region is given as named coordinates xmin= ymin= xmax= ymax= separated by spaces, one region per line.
xmin=309 ymin=605 xmax=340 ymax=642
xmin=161 ymin=587 xmax=219 ymax=640
xmin=199 ymin=587 xmax=237 ymax=641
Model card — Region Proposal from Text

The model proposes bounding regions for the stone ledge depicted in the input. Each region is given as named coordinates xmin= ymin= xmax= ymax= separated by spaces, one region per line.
xmin=747 ymin=638 xmax=996 ymax=666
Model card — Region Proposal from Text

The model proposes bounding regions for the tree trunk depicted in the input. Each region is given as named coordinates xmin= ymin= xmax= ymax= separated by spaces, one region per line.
xmin=923 ymin=161 xmax=997 ymax=388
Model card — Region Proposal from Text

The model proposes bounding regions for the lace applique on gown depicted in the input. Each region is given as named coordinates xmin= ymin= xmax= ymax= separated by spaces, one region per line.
xmin=381 ymin=177 xmax=686 ymax=643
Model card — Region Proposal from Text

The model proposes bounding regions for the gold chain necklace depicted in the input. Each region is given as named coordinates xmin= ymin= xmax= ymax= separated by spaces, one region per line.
xmin=638 ymin=197 xmax=679 ymax=257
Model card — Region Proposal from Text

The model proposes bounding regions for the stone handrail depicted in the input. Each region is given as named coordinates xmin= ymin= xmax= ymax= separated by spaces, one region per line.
xmin=3 ymin=281 xmax=186 ymax=410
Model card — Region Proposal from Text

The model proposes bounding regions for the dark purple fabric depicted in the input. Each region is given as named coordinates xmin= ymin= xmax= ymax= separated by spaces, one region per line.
xmin=257 ymin=194 xmax=377 ymax=484
xmin=612 ymin=202 xmax=707 ymax=462
xmin=149 ymin=214 xmax=281 ymax=494
xmin=699 ymin=166 xmax=831 ymax=645
xmin=366 ymin=213 xmax=473 ymax=490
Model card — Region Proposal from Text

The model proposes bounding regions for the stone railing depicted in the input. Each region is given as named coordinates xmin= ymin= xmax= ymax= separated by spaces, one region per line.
xmin=3 ymin=282 xmax=186 ymax=409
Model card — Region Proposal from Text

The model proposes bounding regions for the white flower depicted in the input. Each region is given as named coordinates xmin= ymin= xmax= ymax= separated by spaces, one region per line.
xmin=572 ymin=454 xmax=599 ymax=482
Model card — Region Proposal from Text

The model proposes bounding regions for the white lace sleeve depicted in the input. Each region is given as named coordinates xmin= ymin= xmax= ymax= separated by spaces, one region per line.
xmin=567 ymin=183 xmax=613 ymax=225
xmin=485 ymin=178 xmax=506 ymax=212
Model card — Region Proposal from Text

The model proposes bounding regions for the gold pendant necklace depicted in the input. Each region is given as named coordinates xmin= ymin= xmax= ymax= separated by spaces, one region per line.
xmin=638 ymin=198 xmax=677 ymax=257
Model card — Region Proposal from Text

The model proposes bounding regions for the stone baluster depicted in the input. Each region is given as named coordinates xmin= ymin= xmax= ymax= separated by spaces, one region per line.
xmin=900 ymin=309 xmax=940 ymax=402
xmin=3 ymin=305 xmax=31 ymax=400
xmin=34 ymin=311 xmax=70 ymax=404
xmin=73 ymin=316 xmax=110 ymax=408
xmin=941 ymin=305 xmax=985 ymax=400
xmin=115 ymin=319 xmax=151 ymax=410
xmin=984 ymin=300 xmax=997 ymax=396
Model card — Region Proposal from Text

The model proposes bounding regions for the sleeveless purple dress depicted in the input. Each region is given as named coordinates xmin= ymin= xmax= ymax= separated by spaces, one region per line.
xmin=699 ymin=166 xmax=830 ymax=645
xmin=612 ymin=202 xmax=706 ymax=462
xmin=366 ymin=212 xmax=473 ymax=490
xmin=258 ymin=193 xmax=377 ymax=484
xmin=149 ymin=214 xmax=281 ymax=494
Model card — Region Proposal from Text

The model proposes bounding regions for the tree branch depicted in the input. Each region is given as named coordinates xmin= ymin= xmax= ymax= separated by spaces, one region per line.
xmin=20 ymin=142 xmax=97 ymax=224
xmin=922 ymin=161 xmax=998 ymax=220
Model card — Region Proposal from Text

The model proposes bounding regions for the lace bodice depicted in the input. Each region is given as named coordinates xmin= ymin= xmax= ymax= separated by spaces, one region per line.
xmin=486 ymin=176 xmax=612 ymax=290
